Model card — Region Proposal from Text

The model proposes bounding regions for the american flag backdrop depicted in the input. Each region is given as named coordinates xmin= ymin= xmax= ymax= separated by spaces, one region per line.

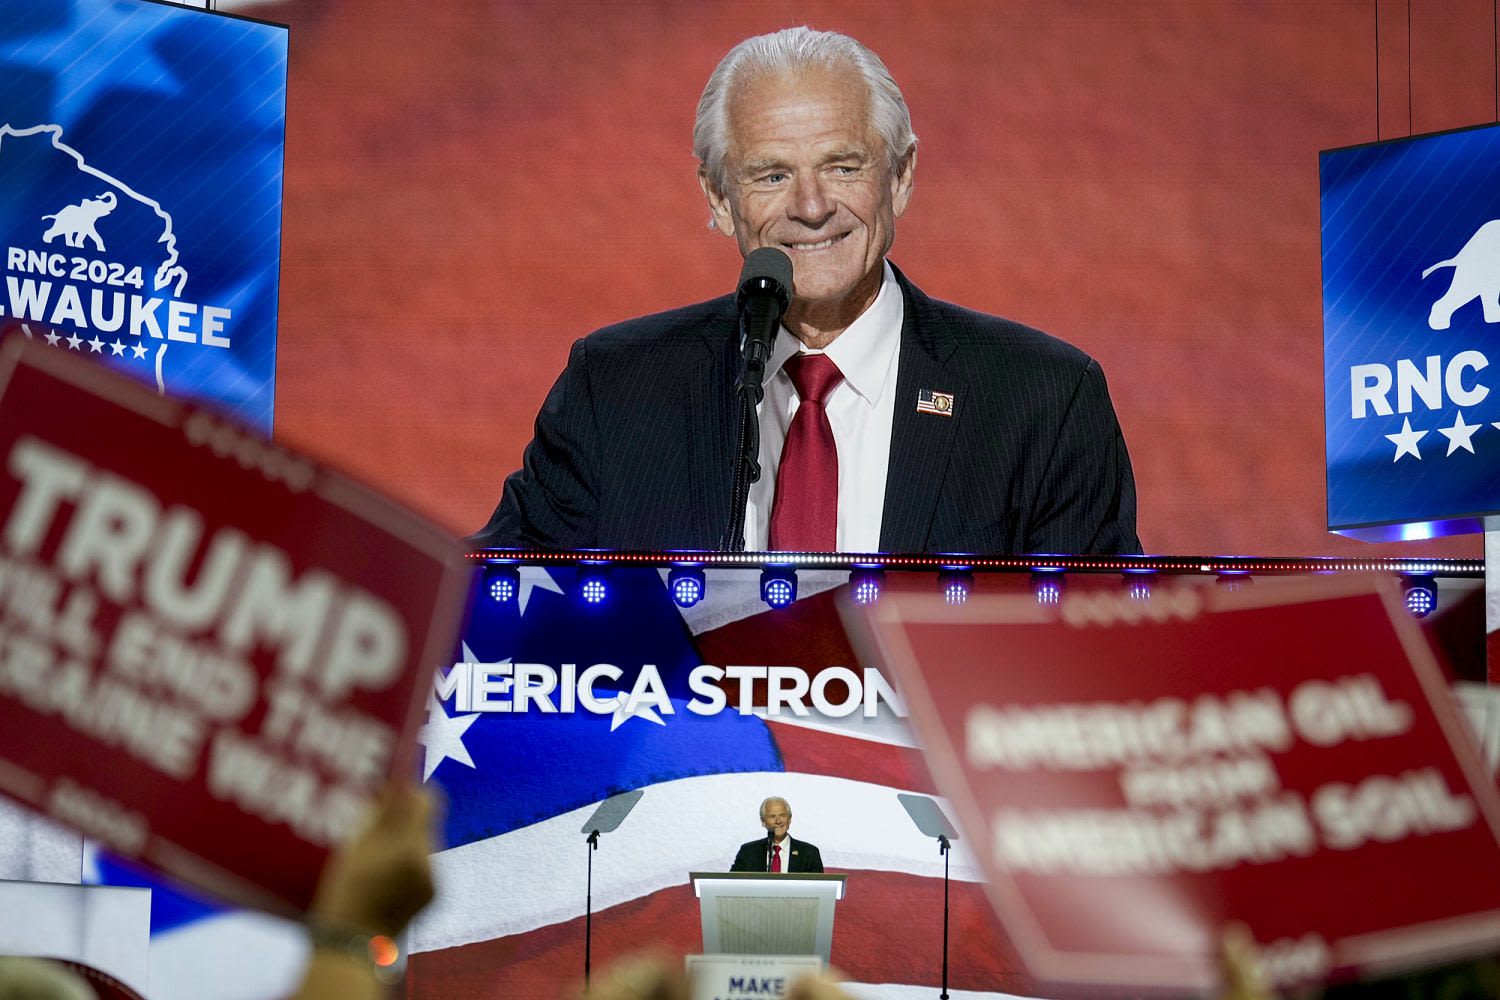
xmin=407 ymin=566 xmax=1037 ymax=1000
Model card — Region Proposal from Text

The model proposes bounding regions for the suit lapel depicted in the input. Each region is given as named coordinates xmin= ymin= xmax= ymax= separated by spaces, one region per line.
xmin=880 ymin=273 xmax=963 ymax=552
xmin=686 ymin=300 xmax=741 ymax=548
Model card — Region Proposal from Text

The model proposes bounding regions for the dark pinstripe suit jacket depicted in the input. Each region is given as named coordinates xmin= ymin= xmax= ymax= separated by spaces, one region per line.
xmin=730 ymin=835 xmax=824 ymax=874
xmin=475 ymin=266 xmax=1140 ymax=555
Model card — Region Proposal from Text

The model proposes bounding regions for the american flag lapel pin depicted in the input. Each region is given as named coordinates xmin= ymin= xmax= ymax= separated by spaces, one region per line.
xmin=916 ymin=388 xmax=955 ymax=416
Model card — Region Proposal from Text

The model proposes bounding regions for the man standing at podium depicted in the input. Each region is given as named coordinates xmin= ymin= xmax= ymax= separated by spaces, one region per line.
xmin=731 ymin=797 xmax=824 ymax=873
xmin=475 ymin=27 xmax=1138 ymax=555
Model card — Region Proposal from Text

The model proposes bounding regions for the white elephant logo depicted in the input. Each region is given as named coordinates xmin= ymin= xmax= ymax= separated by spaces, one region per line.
xmin=1422 ymin=219 xmax=1500 ymax=330
xmin=41 ymin=191 xmax=118 ymax=252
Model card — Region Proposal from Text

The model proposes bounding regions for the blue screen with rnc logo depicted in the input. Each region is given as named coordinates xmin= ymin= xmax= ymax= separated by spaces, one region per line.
xmin=1322 ymin=122 xmax=1500 ymax=539
xmin=0 ymin=0 xmax=287 ymax=433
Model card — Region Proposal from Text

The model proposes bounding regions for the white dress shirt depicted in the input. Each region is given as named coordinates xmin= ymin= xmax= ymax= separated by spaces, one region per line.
xmin=744 ymin=261 xmax=904 ymax=552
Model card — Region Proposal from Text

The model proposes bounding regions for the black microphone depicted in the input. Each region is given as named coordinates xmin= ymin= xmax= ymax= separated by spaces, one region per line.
xmin=766 ymin=828 xmax=776 ymax=870
xmin=722 ymin=246 xmax=793 ymax=552
xmin=736 ymin=247 xmax=793 ymax=367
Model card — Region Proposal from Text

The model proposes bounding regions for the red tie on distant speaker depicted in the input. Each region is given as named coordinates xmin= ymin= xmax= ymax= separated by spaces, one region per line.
xmin=769 ymin=353 xmax=843 ymax=551
xmin=771 ymin=843 xmax=782 ymax=872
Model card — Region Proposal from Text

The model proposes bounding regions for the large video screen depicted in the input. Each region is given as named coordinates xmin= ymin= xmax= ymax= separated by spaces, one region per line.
xmin=0 ymin=0 xmax=288 ymax=433
xmin=1322 ymin=123 xmax=1500 ymax=539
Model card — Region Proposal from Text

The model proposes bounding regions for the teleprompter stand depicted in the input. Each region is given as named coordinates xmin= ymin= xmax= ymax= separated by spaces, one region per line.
xmin=581 ymin=790 xmax=643 ymax=989
xmin=899 ymin=793 xmax=961 ymax=1000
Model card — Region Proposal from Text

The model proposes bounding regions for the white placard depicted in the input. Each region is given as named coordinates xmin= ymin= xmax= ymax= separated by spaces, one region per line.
xmin=686 ymin=953 xmax=823 ymax=1000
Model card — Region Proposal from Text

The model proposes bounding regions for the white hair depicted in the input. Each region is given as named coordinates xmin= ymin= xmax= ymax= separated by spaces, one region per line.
xmin=759 ymin=796 xmax=791 ymax=820
xmin=694 ymin=27 xmax=916 ymax=193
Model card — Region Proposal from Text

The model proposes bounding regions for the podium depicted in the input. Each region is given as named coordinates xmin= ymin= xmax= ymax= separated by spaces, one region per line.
xmin=689 ymin=872 xmax=847 ymax=965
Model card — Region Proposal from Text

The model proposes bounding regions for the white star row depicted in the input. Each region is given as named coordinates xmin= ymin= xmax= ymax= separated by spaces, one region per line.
xmin=19 ymin=323 xmax=149 ymax=359
xmin=1385 ymin=411 xmax=1496 ymax=461
xmin=414 ymin=567 xmax=677 ymax=781
xmin=416 ymin=570 xmax=562 ymax=781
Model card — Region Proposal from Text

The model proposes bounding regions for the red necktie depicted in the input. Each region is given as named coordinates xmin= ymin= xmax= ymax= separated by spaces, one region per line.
xmin=770 ymin=843 xmax=782 ymax=872
xmin=769 ymin=353 xmax=843 ymax=550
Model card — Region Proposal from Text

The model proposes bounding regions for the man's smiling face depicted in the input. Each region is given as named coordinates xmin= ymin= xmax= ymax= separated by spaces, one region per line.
xmin=702 ymin=63 xmax=915 ymax=346
xmin=760 ymin=800 xmax=791 ymax=842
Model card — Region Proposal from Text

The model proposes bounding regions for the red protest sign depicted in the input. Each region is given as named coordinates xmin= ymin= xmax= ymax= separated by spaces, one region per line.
xmin=0 ymin=337 xmax=471 ymax=913
xmin=847 ymin=574 xmax=1500 ymax=992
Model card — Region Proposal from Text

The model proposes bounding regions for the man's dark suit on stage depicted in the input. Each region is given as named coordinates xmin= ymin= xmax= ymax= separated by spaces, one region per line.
xmin=731 ymin=836 xmax=825 ymax=874
xmin=474 ymin=267 xmax=1138 ymax=554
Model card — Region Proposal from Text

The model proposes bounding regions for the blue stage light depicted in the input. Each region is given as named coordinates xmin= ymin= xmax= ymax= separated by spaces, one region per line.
xmin=1123 ymin=570 xmax=1153 ymax=602
xmin=578 ymin=567 xmax=609 ymax=605
xmin=668 ymin=566 xmax=707 ymax=608
xmin=1030 ymin=569 xmax=1066 ymax=606
xmin=761 ymin=567 xmax=797 ymax=609
xmin=482 ymin=563 xmax=520 ymax=603
xmin=938 ymin=569 xmax=973 ymax=605
xmin=1216 ymin=571 xmax=1253 ymax=593
xmin=849 ymin=567 xmax=885 ymax=605
xmin=1402 ymin=575 xmax=1437 ymax=618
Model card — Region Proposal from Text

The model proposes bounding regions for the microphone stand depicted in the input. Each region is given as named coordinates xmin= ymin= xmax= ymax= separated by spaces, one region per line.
xmin=938 ymin=834 xmax=951 ymax=1000
xmin=585 ymin=828 xmax=599 ymax=989
xmin=722 ymin=351 xmax=767 ymax=551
